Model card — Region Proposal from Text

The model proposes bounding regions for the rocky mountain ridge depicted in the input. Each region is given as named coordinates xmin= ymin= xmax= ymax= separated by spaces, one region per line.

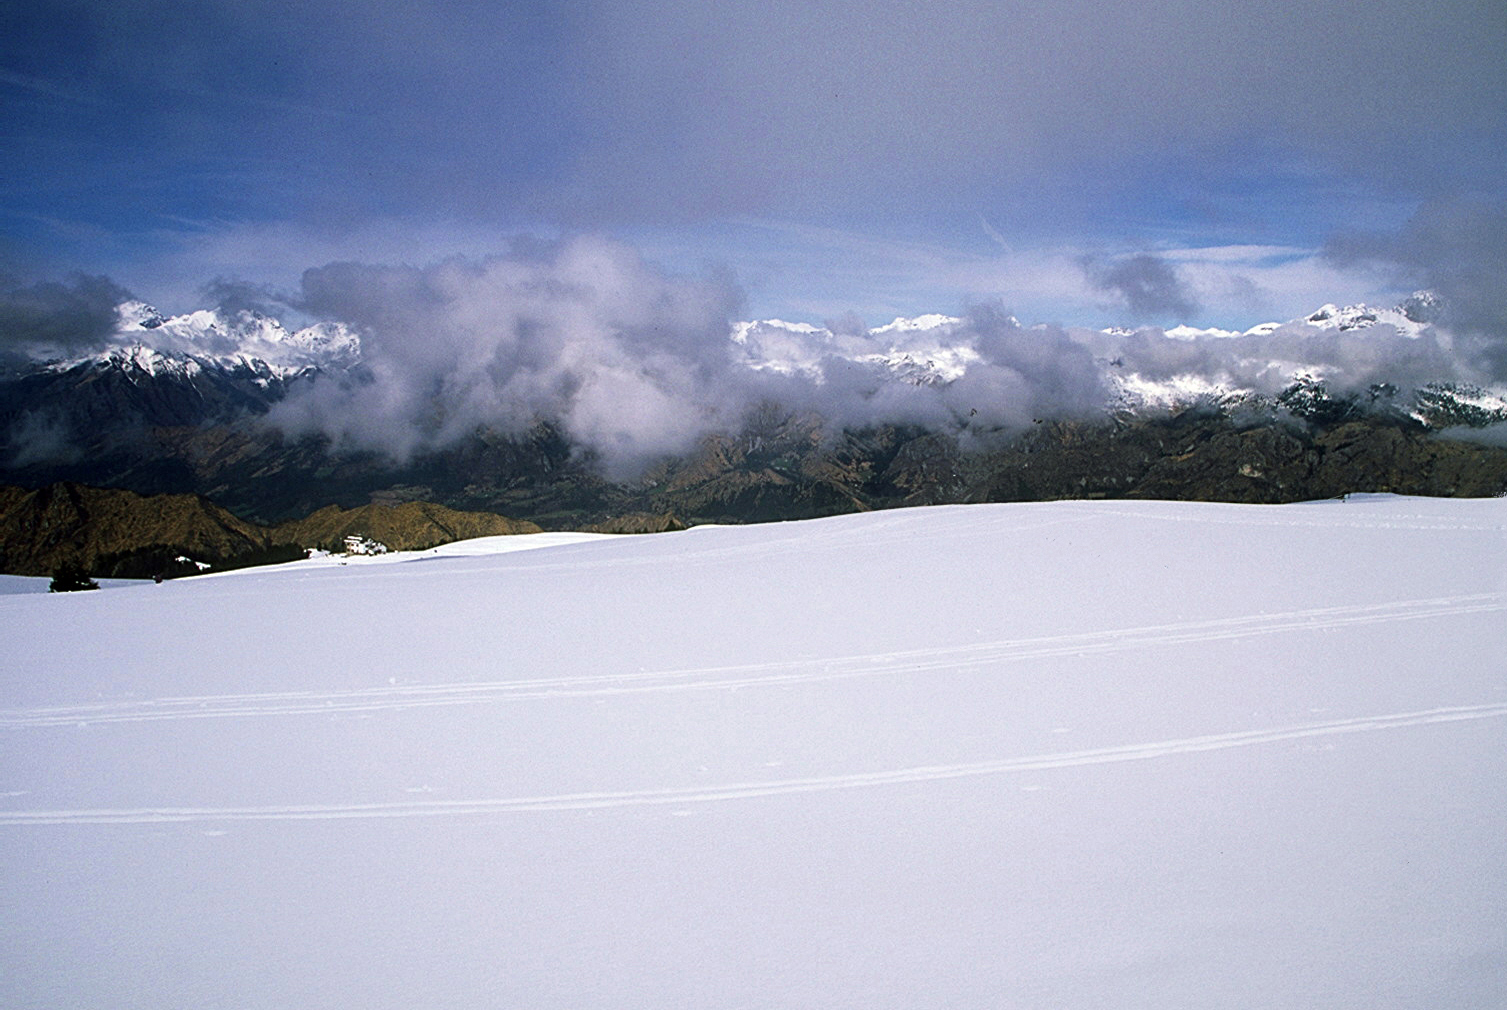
xmin=104 ymin=300 xmax=361 ymax=376
xmin=11 ymin=293 xmax=1486 ymax=415
xmin=4 ymin=293 xmax=1507 ymax=560
xmin=9 ymin=395 xmax=1507 ymax=581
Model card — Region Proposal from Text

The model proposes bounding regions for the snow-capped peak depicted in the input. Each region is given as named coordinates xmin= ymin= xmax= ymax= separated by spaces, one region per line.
xmin=1297 ymin=300 xmax=1428 ymax=338
xmin=1105 ymin=295 xmax=1440 ymax=344
xmin=869 ymin=314 xmax=963 ymax=335
xmin=91 ymin=303 xmax=361 ymax=377
xmin=115 ymin=300 xmax=166 ymax=330
xmin=729 ymin=315 xmax=978 ymax=384
xmin=1399 ymin=290 xmax=1442 ymax=324
xmin=730 ymin=319 xmax=826 ymax=344
xmin=1164 ymin=324 xmax=1241 ymax=340
xmin=50 ymin=291 xmax=1457 ymax=410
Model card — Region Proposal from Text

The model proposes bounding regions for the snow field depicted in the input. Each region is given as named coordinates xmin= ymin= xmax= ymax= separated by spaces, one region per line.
xmin=2 ymin=495 xmax=1505 ymax=1008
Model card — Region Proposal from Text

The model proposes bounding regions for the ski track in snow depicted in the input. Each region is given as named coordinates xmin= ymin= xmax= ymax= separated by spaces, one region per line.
xmin=3 ymin=593 xmax=1502 ymax=728
xmin=3 ymin=703 xmax=1504 ymax=825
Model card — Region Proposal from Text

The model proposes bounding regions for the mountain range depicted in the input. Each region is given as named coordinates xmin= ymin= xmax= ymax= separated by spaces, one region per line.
xmin=3 ymin=293 xmax=1506 ymax=576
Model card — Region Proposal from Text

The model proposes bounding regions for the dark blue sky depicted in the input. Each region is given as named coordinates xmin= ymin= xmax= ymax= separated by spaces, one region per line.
xmin=3 ymin=0 xmax=1504 ymax=326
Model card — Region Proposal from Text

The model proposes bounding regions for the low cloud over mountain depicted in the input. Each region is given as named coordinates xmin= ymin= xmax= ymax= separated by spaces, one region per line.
xmin=1325 ymin=198 xmax=1507 ymax=374
xmin=4 ymin=226 xmax=1507 ymax=480
xmin=259 ymin=236 xmax=1504 ymax=472
xmin=0 ymin=274 xmax=133 ymax=363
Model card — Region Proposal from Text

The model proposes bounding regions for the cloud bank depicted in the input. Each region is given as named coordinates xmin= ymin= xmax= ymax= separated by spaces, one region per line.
xmin=561 ymin=0 xmax=1505 ymax=228
xmin=271 ymin=238 xmax=747 ymax=470
xmin=1326 ymin=199 xmax=1507 ymax=375
xmin=253 ymin=233 xmax=1499 ymax=473
xmin=264 ymin=238 xmax=1122 ymax=470
xmin=7 ymin=0 xmax=1501 ymax=277
xmin=6 ymin=219 xmax=1506 ymax=476
xmin=0 ymin=274 xmax=133 ymax=364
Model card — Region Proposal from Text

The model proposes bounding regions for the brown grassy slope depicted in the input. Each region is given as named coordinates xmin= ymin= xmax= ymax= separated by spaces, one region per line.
xmin=0 ymin=485 xmax=543 ymax=576
xmin=0 ymin=482 xmax=270 ymax=576
xmin=270 ymin=501 xmax=541 ymax=552
xmin=581 ymin=512 xmax=687 ymax=534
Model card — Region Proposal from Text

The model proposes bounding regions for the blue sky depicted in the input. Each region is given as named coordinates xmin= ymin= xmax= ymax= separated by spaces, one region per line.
xmin=2 ymin=0 xmax=1504 ymax=328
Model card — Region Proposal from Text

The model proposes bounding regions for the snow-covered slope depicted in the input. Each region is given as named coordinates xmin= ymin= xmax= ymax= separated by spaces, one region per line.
xmin=3 ymin=496 xmax=1505 ymax=1008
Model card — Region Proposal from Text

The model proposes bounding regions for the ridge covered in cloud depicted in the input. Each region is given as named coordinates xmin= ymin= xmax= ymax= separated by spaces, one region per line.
xmin=271 ymin=238 xmax=746 ymax=468
xmin=6 ymin=216 xmax=1506 ymax=476
xmin=1325 ymin=199 xmax=1507 ymax=374
xmin=264 ymin=238 xmax=1116 ymax=470
xmin=246 ymin=224 xmax=1503 ymax=473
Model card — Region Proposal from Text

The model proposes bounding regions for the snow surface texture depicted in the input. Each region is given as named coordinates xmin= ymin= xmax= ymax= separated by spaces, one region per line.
xmin=3 ymin=496 xmax=1505 ymax=1009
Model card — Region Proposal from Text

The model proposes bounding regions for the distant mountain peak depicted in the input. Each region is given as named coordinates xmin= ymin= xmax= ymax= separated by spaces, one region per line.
xmin=1288 ymin=294 xmax=1437 ymax=338
xmin=1400 ymin=290 xmax=1442 ymax=324
xmin=92 ymin=303 xmax=362 ymax=377
xmin=116 ymin=300 xmax=166 ymax=330
xmin=869 ymin=313 xmax=964 ymax=335
xmin=77 ymin=296 xmax=1445 ymax=390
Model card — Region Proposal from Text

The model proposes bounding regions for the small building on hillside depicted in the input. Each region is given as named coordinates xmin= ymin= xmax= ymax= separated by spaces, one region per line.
xmin=343 ymin=535 xmax=389 ymax=556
